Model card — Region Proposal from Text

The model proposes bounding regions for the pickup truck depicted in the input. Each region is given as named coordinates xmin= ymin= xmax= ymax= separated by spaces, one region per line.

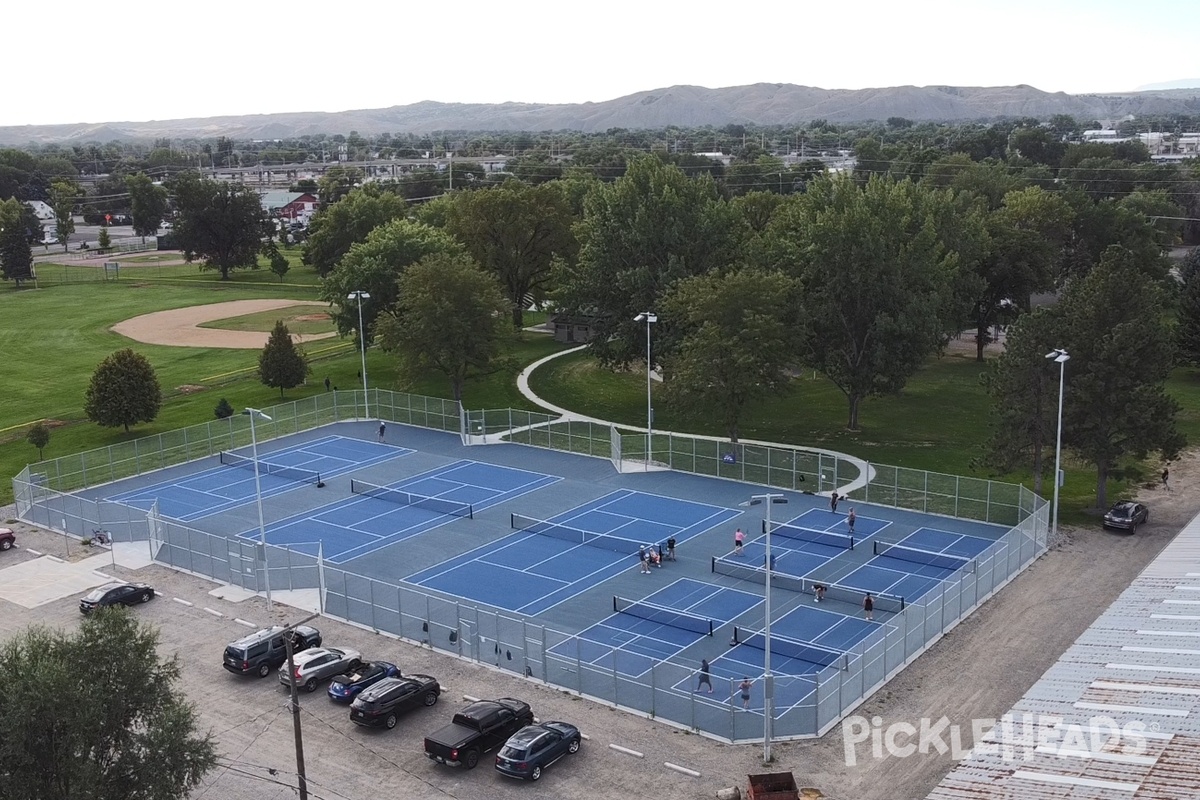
xmin=423 ymin=697 xmax=533 ymax=769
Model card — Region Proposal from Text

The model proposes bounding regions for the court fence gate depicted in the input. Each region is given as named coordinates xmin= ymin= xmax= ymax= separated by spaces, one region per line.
xmin=11 ymin=388 xmax=1050 ymax=742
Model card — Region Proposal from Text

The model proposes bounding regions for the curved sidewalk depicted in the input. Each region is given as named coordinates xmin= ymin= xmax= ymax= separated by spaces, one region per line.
xmin=514 ymin=345 xmax=875 ymax=495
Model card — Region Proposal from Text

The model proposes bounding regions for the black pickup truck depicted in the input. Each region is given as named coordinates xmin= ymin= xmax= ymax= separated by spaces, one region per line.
xmin=423 ymin=697 xmax=534 ymax=769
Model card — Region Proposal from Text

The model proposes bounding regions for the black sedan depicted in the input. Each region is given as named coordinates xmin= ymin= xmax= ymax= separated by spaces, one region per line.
xmin=495 ymin=721 xmax=581 ymax=782
xmin=1103 ymin=501 xmax=1149 ymax=532
xmin=80 ymin=581 xmax=155 ymax=613
xmin=327 ymin=661 xmax=400 ymax=702
xmin=349 ymin=675 xmax=440 ymax=729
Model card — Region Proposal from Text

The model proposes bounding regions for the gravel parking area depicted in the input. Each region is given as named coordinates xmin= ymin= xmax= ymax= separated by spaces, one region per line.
xmin=0 ymin=449 xmax=1193 ymax=800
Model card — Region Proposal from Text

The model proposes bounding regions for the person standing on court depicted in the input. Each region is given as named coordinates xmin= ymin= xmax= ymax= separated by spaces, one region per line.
xmin=666 ymin=536 xmax=677 ymax=561
xmin=863 ymin=593 xmax=874 ymax=621
xmin=847 ymin=508 xmax=857 ymax=535
xmin=638 ymin=545 xmax=651 ymax=574
xmin=814 ymin=584 xmax=826 ymax=603
xmin=696 ymin=659 xmax=713 ymax=693
xmin=378 ymin=421 xmax=386 ymax=442
xmin=830 ymin=491 xmax=840 ymax=513
xmin=738 ymin=677 xmax=753 ymax=709
xmin=734 ymin=528 xmax=745 ymax=556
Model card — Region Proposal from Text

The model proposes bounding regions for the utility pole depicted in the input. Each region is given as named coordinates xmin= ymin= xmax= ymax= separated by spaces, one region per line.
xmin=282 ymin=613 xmax=320 ymax=800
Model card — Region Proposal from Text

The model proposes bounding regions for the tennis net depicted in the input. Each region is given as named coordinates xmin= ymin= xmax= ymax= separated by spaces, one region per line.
xmin=219 ymin=452 xmax=322 ymax=486
xmin=350 ymin=479 xmax=474 ymax=519
xmin=873 ymin=541 xmax=975 ymax=573
xmin=512 ymin=514 xmax=649 ymax=556
xmin=711 ymin=555 xmax=905 ymax=612
xmin=732 ymin=627 xmax=849 ymax=670
xmin=613 ymin=596 xmax=713 ymax=636
xmin=764 ymin=519 xmax=854 ymax=550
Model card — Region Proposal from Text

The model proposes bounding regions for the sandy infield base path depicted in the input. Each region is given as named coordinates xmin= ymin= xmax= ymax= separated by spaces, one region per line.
xmin=112 ymin=298 xmax=337 ymax=349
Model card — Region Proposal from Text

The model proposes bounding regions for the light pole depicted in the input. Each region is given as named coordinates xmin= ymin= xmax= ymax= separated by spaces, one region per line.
xmin=740 ymin=492 xmax=788 ymax=764
xmin=348 ymin=290 xmax=371 ymax=418
xmin=244 ymin=408 xmax=274 ymax=610
xmin=1045 ymin=349 xmax=1069 ymax=540
xmin=634 ymin=312 xmax=657 ymax=468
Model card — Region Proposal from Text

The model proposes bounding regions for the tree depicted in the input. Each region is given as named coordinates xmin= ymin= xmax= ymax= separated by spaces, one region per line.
xmin=97 ymin=227 xmax=111 ymax=252
xmin=170 ymin=173 xmax=270 ymax=280
xmin=319 ymin=218 xmax=465 ymax=342
xmin=269 ymin=249 xmax=290 ymax=282
xmin=767 ymin=175 xmax=962 ymax=430
xmin=317 ymin=166 xmax=364 ymax=205
xmin=302 ymin=185 xmax=408 ymax=277
xmin=83 ymin=349 xmax=162 ymax=432
xmin=554 ymin=155 xmax=739 ymax=368
xmin=661 ymin=268 xmax=801 ymax=444
xmin=48 ymin=180 xmax=77 ymax=252
xmin=214 ymin=398 xmax=234 ymax=419
xmin=441 ymin=181 xmax=577 ymax=328
xmin=1059 ymin=247 xmax=1185 ymax=507
xmin=0 ymin=197 xmax=34 ymax=286
xmin=979 ymin=308 xmax=1061 ymax=494
xmin=258 ymin=320 xmax=308 ymax=397
xmin=0 ymin=609 xmax=217 ymax=800
xmin=968 ymin=186 xmax=1075 ymax=361
xmin=125 ymin=173 xmax=169 ymax=242
xmin=25 ymin=421 xmax=50 ymax=459
xmin=376 ymin=253 xmax=509 ymax=402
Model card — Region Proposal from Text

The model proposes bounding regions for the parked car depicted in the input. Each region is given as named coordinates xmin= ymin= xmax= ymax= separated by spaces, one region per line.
xmin=79 ymin=581 xmax=154 ymax=613
xmin=223 ymin=625 xmax=322 ymax=678
xmin=1103 ymin=501 xmax=1148 ymax=532
xmin=0 ymin=527 xmax=14 ymax=551
xmin=279 ymin=647 xmax=362 ymax=692
xmin=495 ymin=721 xmax=582 ymax=782
xmin=349 ymin=674 xmax=441 ymax=729
xmin=327 ymin=661 xmax=400 ymax=702
xmin=424 ymin=697 xmax=533 ymax=769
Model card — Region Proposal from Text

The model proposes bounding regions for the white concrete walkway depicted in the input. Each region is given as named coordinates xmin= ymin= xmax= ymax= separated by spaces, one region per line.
xmin=513 ymin=344 xmax=875 ymax=494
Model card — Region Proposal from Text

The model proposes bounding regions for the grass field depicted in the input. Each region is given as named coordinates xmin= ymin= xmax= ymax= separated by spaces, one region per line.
xmin=197 ymin=305 xmax=335 ymax=335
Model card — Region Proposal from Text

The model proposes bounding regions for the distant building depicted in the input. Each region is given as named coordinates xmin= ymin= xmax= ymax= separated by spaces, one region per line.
xmin=259 ymin=191 xmax=318 ymax=221
xmin=549 ymin=314 xmax=599 ymax=344
xmin=25 ymin=200 xmax=54 ymax=221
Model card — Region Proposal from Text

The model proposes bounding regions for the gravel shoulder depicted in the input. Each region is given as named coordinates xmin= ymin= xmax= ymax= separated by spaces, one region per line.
xmin=0 ymin=450 xmax=1193 ymax=800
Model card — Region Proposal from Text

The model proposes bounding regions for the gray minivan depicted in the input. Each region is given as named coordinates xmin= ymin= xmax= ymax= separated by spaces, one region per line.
xmin=223 ymin=625 xmax=322 ymax=677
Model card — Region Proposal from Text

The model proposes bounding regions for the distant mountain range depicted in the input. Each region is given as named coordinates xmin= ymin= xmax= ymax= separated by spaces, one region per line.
xmin=3 ymin=83 xmax=1200 ymax=146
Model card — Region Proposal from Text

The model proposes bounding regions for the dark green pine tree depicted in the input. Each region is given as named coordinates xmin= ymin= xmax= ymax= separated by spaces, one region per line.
xmin=1176 ymin=271 xmax=1200 ymax=368
xmin=258 ymin=320 xmax=309 ymax=397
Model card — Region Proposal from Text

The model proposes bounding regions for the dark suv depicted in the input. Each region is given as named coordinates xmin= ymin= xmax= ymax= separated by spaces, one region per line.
xmin=223 ymin=625 xmax=322 ymax=677
xmin=350 ymin=675 xmax=441 ymax=729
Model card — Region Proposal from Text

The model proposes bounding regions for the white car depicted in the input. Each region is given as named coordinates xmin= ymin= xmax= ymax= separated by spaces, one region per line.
xmin=278 ymin=647 xmax=362 ymax=692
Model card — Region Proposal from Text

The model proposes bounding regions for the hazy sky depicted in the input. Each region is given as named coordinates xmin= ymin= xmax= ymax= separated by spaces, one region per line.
xmin=5 ymin=0 xmax=1199 ymax=127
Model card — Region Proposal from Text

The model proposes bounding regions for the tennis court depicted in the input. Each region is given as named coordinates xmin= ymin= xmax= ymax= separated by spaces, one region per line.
xmin=240 ymin=459 xmax=560 ymax=563
xmin=832 ymin=527 xmax=995 ymax=603
xmin=108 ymin=435 xmax=405 ymax=521
xmin=547 ymin=579 xmax=762 ymax=678
xmin=407 ymin=489 xmax=741 ymax=615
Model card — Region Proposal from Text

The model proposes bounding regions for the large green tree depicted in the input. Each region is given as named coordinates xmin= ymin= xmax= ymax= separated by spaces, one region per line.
xmin=555 ymin=155 xmax=739 ymax=368
xmin=1177 ymin=271 xmax=1200 ymax=367
xmin=302 ymin=184 xmax=408 ymax=277
xmin=661 ymin=268 xmax=801 ymax=444
xmin=125 ymin=173 xmax=169 ymax=241
xmin=1059 ymin=246 xmax=1185 ymax=507
xmin=319 ymin=218 xmax=465 ymax=342
xmin=170 ymin=173 xmax=270 ymax=280
xmin=979 ymin=308 xmax=1062 ymax=495
xmin=0 ymin=197 xmax=34 ymax=286
xmin=767 ymin=174 xmax=962 ymax=430
xmin=83 ymin=348 xmax=163 ymax=432
xmin=376 ymin=253 xmax=509 ymax=402
xmin=258 ymin=320 xmax=309 ymax=397
xmin=0 ymin=609 xmax=217 ymax=800
xmin=48 ymin=180 xmax=77 ymax=252
xmin=440 ymin=181 xmax=578 ymax=328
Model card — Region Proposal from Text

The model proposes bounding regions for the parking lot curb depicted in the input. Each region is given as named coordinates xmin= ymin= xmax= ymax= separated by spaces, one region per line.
xmin=609 ymin=744 xmax=644 ymax=758
xmin=664 ymin=762 xmax=700 ymax=777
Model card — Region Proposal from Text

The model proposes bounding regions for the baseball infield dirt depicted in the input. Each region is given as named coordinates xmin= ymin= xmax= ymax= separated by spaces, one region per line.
xmin=111 ymin=299 xmax=337 ymax=349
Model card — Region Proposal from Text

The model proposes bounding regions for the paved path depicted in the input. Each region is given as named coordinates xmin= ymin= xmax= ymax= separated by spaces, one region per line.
xmin=514 ymin=344 xmax=875 ymax=493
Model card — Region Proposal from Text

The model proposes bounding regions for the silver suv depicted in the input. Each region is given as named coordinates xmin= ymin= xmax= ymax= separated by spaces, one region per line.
xmin=279 ymin=647 xmax=362 ymax=692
